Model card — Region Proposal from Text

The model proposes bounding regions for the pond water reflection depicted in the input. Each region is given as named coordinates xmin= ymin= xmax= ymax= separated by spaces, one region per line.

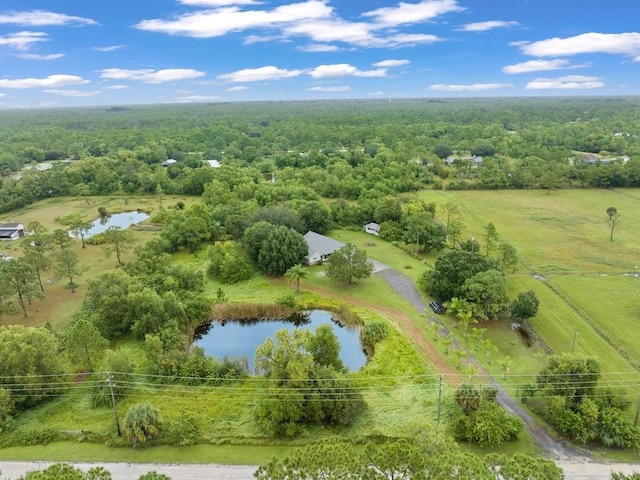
xmin=73 ymin=211 xmax=149 ymax=238
xmin=193 ymin=310 xmax=366 ymax=373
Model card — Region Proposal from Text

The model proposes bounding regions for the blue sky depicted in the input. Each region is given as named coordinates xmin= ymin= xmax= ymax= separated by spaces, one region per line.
xmin=0 ymin=0 xmax=638 ymax=107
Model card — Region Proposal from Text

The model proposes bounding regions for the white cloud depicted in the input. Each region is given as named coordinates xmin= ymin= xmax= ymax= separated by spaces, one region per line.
xmin=309 ymin=63 xmax=387 ymax=78
xmin=179 ymin=0 xmax=261 ymax=5
xmin=363 ymin=0 xmax=464 ymax=27
xmin=99 ymin=68 xmax=205 ymax=83
xmin=0 ymin=74 xmax=89 ymax=89
xmin=282 ymin=18 xmax=375 ymax=46
xmin=380 ymin=33 xmax=440 ymax=47
xmin=429 ymin=82 xmax=513 ymax=91
xmin=218 ymin=66 xmax=303 ymax=82
xmin=502 ymin=59 xmax=571 ymax=74
xmin=93 ymin=45 xmax=125 ymax=52
xmin=243 ymin=34 xmax=281 ymax=44
xmin=43 ymin=89 xmax=100 ymax=97
xmin=0 ymin=10 xmax=97 ymax=26
xmin=373 ymin=59 xmax=410 ymax=67
xmin=16 ymin=53 xmax=64 ymax=60
xmin=457 ymin=20 xmax=519 ymax=32
xmin=298 ymin=43 xmax=341 ymax=52
xmin=519 ymin=32 xmax=640 ymax=58
xmin=0 ymin=93 xmax=6 ymax=97
xmin=227 ymin=85 xmax=248 ymax=91
xmin=525 ymin=75 xmax=604 ymax=89
xmin=105 ymin=84 xmax=129 ymax=90
xmin=136 ymin=1 xmax=332 ymax=38
xmin=307 ymin=86 xmax=350 ymax=92
xmin=0 ymin=31 xmax=48 ymax=51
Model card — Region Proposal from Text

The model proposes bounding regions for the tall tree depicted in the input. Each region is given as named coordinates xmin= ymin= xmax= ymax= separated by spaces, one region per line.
xmin=55 ymin=248 xmax=88 ymax=293
xmin=61 ymin=318 xmax=109 ymax=371
xmin=606 ymin=206 xmax=621 ymax=241
xmin=60 ymin=212 xmax=93 ymax=248
xmin=22 ymin=233 xmax=54 ymax=292
xmin=103 ymin=225 xmax=135 ymax=266
xmin=461 ymin=269 xmax=510 ymax=320
xmin=484 ymin=222 xmax=499 ymax=257
xmin=3 ymin=258 xmax=43 ymax=316
xmin=285 ymin=264 xmax=308 ymax=293
xmin=256 ymin=225 xmax=308 ymax=276
xmin=326 ymin=243 xmax=373 ymax=284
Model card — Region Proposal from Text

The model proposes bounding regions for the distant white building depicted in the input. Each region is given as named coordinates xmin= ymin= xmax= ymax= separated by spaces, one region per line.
xmin=364 ymin=222 xmax=380 ymax=236
xmin=161 ymin=159 xmax=177 ymax=167
xmin=204 ymin=159 xmax=221 ymax=168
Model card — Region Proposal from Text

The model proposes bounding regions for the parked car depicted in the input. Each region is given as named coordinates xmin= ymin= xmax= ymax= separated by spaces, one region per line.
xmin=429 ymin=301 xmax=445 ymax=314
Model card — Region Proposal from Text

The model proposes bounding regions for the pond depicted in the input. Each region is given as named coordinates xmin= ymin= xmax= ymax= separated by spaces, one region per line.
xmin=73 ymin=211 xmax=149 ymax=238
xmin=193 ymin=310 xmax=367 ymax=373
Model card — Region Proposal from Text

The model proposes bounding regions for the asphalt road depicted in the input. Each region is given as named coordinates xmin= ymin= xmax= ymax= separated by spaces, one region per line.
xmin=1 ymin=461 xmax=639 ymax=479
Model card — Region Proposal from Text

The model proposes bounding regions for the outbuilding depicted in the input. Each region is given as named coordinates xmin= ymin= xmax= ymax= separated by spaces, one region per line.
xmin=0 ymin=222 xmax=25 ymax=241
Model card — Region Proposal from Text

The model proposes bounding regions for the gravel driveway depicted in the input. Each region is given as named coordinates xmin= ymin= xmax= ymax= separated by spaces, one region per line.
xmin=376 ymin=268 xmax=591 ymax=461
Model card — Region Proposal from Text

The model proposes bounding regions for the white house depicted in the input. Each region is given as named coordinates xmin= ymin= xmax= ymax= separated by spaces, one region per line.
xmin=364 ymin=222 xmax=380 ymax=236
xmin=204 ymin=159 xmax=221 ymax=168
xmin=0 ymin=222 xmax=25 ymax=241
xmin=161 ymin=159 xmax=177 ymax=167
xmin=303 ymin=231 xmax=344 ymax=265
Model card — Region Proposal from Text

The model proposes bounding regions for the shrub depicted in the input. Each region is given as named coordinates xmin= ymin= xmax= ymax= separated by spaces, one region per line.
xmin=123 ymin=403 xmax=162 ymax=444
xmin=361 ymin=321 xmax=389 ymax=353
xmin=164 ymin=410 xmax=201 ymax=447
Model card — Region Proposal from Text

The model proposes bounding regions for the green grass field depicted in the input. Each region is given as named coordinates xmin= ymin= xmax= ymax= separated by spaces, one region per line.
xmin=3 ymin=190 xmax=640 ymax=462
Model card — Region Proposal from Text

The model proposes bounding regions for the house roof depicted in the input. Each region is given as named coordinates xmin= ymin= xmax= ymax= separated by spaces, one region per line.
xmin=364 ymin=222 xmax=380 ymax=231
xmin=0 ymin=222 xmax=23 ymax=229
xmin=304 ymin=231 xmax=344 ymax=256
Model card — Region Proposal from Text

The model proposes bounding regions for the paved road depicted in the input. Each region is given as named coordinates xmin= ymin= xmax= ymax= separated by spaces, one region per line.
xmin=1 ymin=461 xmax=638 ymax=479
xmin=0 ymin=462 xmax=256 ymax=480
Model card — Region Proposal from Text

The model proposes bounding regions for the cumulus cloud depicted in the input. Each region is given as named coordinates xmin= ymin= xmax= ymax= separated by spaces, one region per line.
xmin=218 ymin=66 xmax=303 ymax=82
xmin=136 ymin=0 xmax=449 ymax=48
xmin=98 ymin=68 xmax=205 ymax=83
xmin=307 ymin=86 xmax=350 ymax=92
xmin=43 ymin=89 xmax=100 ymax=97
xmin=227 ymin=85 xmax=248 ymax=91
xmin=457 ymin=20 xmax=519 ymax=32
xmin=136 ymin=1 xmax=332 ymax=38
xmin=363 ymin=0 xmax=464 ymax=27
xmin=519 ymin=32 xmax=640 ymax=58
xmin=309 ymin=63 xmax=387 ymax=78
xmin=525 ymin=75 xmax=604 ymax=89
xmin=0 ymin=74 xmax=89 ymax=89
xmin=93 ymin=45 xmax=125 ymax=52
xmin=16 ymin=52 xmax=64 ymax=60
xmin=105 ymin=84 xmax=129 ymax=90
xmin=502 ymin=59 xmax=573 ymax=74
xmin=373 ymin=59 xmax=410 ymax=67
xmin=297 ymin=43 xmax=341 ymax=52
xmin=0 ymin=31 xmax=48 ymax=51
xmin=0 ymin=10 xmax=97 ymax=26
xmin=429 ymin=82 xmax=512 ymax=91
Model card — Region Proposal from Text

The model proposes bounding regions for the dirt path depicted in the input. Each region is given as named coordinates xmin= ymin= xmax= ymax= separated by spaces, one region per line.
xmin=376 ymin=268 xmax=592 ymax=462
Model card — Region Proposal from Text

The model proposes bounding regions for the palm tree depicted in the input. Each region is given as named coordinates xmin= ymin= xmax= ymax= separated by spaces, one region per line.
xmin=498 ymin=356 xmax=513 ymax=380
xmin=285 ymin=264 xmax=307 ymax=293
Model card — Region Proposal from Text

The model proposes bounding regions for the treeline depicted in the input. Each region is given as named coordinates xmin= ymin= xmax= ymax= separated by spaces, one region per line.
xmin=1 ymin=97 xmax=639 ymax=214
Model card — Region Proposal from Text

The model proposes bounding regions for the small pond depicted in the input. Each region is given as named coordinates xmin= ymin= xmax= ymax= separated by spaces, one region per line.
xmin=193 ymin=310 xmax=366 ymax=373
xmin=72 ymin=211 xmax=149 ymax=238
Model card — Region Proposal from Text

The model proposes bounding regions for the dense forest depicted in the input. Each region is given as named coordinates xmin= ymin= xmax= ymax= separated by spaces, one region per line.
xmin=1 ymin=96 xmax=638 ymax=215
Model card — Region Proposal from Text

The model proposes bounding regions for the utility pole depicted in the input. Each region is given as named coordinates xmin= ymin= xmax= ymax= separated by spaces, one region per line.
xmin=106 ymin=373 xmax=122 ymax=437
xmin=436 ymin=375 xmax=443 ymax=423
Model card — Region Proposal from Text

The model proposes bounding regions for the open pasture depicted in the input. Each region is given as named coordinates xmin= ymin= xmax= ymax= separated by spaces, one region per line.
xmin=420 ymin=189 xmax=640 ymax=274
